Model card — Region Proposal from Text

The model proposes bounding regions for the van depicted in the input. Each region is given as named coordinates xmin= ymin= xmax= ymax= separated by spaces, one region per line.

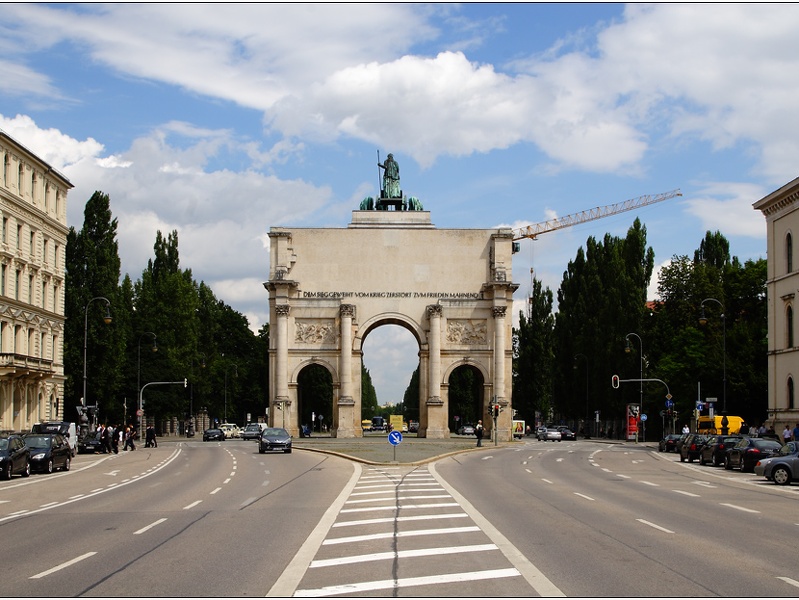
xmin=32 ymin=422 xmax=77 ymax=457
xmin=697 ymin=415 xmax=745 ymax=435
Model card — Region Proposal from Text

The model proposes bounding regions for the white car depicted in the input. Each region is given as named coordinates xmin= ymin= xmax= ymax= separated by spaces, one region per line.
xmin=220 ymin=423 xmax=240 ymax=438
xmin=537 ymin=427 xmax=562 ymax=442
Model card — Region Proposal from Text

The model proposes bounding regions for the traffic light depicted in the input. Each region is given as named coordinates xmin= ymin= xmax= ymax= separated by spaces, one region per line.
xmin=612 ymin=374 xmax=620 ymax=389
xmin=493 ymin=404 xmax=500 ymax=418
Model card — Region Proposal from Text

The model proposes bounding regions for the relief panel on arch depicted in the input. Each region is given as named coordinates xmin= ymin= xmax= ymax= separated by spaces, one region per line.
xmin=446 ymin=319 xmax=487 ymax=345
xmin=295 ymin=319 xmax=338 ymax=345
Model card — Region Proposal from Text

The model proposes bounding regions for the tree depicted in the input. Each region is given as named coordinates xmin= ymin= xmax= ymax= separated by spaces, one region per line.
xmin=361 ymin=365 xmax=379 ymax=419
xmin=64 ymin=191 xmax=125 ymax=430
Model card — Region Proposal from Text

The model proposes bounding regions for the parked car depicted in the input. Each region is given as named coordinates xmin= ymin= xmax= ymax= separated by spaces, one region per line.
xmin=78 ymin=430 xmax=104 ymax=454
xmin=23 ymin=433 xmax=71 ymax=474
xmin=458 ymin=424 xmax=475 ymax=436
xmin=259 ymin=427 xmax=292 ymax=454
xmin=537 ymin=427 xmax=562 ymax=442
xmin=0 ymin=433 xmax=30 ymax=479
xmin=31 ymin=422 xmax=77 ymax=457
xmin=726 ymin=437 xmax=783 ymax=472
xmin=240 ymin=423 xmax=264 ymax=441
xmin=658 ymin=433 xmax=682 ymax=453
xmin=219 ymin=423 xmax=240 ymax=438
xmin=698 ymin=435 xmax=745 ymax=467
xmin=203 ymin=428 xmax=225 ymax=442
xmin=679 ymin=434 xmax=708 ymax=462
xmin=557 ymin=427 xmax=576 ymax=441
xmin=755 ymin=441 xmax=799 ymax=485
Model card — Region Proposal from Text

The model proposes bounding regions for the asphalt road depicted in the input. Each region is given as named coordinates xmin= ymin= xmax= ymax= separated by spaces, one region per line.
xmin=1 ymin=436 xmax=798 ymax=597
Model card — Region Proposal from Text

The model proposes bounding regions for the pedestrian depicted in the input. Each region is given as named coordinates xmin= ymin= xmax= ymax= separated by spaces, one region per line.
xmin=475 ymin=420 xmax=484 ymax=447
xmin=145 ymin=425 xmax=158 ymax=448
xmin=793 ymin=423 xmax=799 ymax=441
xmin=110 ymin=424 xmax=119 ymax=454
xmin=759 ymin=423 xmax=767 ymax=437
xmin=783 ymin=425 xmax=792 ymax=445
xmin=124 ymin=426 xmax=136 ymax=451
xmin=682 ymin=424 xmax=690 ymax=434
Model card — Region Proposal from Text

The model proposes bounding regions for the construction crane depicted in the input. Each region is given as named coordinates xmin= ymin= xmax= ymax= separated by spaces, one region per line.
xmin=512 ymin=189 xmax=682 ymax=250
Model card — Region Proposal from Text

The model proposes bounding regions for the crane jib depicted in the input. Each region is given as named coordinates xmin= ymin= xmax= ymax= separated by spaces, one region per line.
xmin=512 ymin=189 xmax=682 ymax=242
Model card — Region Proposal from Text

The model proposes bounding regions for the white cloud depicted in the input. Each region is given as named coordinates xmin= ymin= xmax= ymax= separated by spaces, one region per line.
xmin=684 ymin=182 xmax=767 ymax=238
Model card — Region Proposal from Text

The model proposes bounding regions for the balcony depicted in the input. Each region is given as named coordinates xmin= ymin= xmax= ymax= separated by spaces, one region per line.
xmin=0 ymin=353 xmax=55 ymax=377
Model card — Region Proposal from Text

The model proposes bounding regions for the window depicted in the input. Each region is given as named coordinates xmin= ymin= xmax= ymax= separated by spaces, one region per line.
xmin=788 ymin=233 xmax=794 ymax=274
xmin=29 ymin=231 xmax=35 ymax=256
xmin=17 ymin=164 xmax=23 ymax=195
xmin=789 ymin=377 xmax=795 ymax=410
xmin=789 ymin=306 xmax=795 ymax=349
xmin=42 ymin=281 xmax=47 ymax=310
xmin=16 ymin=224 xmax=21 ymax=250
xmin=28 ymin=274 xmax=33 ymax=304
xmin=1 ymin=217 xmax=6 ymax=244
xmin=15 ymin=270 xmax=20 ymax=301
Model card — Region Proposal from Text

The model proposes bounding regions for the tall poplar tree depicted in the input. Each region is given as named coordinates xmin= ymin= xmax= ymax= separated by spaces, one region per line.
xmin=64 ymin=191 xmax=124 ymax=429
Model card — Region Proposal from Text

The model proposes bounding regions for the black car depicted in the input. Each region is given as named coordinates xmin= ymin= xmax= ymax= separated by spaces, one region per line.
xmin=78 ymin=431 xmax=104 ymax=454
xmin=698 ymin=435 xmax=745 ymax=467
xmin=259 ymin=427 xmax=292 ymax=454
xmin=203 ymin=428 xmax=225 ymax=442
xmin=726 ymin=437 xmax=783 ymax=472
xmin=679 ymin=434 xmax=708 ymax=463
xmin=659 ymin=433 xmax=682 ymax=453
xmin=23 ymin=433 xmax=71 ymax=474
xmin=557 ymin=427 xmax=576 ymax=441
xmin=0 ymin=433 xmax=30 ymax=479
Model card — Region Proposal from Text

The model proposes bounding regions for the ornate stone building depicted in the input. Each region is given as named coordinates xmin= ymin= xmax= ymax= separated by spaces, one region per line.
xmin=754 ymin=177 xmax=799 ymax=430
xmin=0 ymin=132 xmax=70 ymax=430
xmin=265 ymin=209 xmax=518 ymax=440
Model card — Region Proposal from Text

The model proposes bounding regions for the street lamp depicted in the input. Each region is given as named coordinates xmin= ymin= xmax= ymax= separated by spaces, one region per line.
xmin=83 ymin=296 xmax=112 ymax=434
xmin=137 ymin=332 xmax=157 ymax=437
xmin=224 ymin=363 xmax=238 ymax=422
xmin=699 ymin=297 xmax=727 ymax=423
xmin=625 ymin=332 xmax=644 ymax=442
xmin=574 ymin=353 xmax=589 ymax=437
xmin=189 ymin=353 xmax=206 ymax=437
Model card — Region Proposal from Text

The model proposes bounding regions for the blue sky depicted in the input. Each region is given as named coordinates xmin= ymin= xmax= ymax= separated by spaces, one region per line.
xmin=0 ymin=4 xmax=792 ymax=405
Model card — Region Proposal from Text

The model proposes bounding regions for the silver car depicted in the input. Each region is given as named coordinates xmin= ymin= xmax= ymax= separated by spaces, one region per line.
xmin=755 ymin=441 xmax=799 ymax=485
xmin=537 ymin=427 xmax=562 ymax=442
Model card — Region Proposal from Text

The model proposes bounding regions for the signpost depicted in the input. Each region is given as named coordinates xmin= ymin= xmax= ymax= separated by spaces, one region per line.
xmin=388 ymin=430 xmax=403 ymax=462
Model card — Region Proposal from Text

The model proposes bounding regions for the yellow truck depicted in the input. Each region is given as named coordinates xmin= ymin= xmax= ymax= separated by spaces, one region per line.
xmin=696 ymin=415 xmax=745 ymax=434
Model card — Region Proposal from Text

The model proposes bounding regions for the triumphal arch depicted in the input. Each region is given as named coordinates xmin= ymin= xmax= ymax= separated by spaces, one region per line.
xmin=264 ymin=157 xmax=518 ymax=439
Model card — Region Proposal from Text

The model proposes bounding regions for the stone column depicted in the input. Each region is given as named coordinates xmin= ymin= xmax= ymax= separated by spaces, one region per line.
xmin=337 ymin=304 xmax=356 ymax=437
xmin=425 ymin=305 xmax=447 ymax=438
xmin=274 ymin=304 xmax=290 ymax=409
xmin=492 ymin=306 xmax=506 ymax=405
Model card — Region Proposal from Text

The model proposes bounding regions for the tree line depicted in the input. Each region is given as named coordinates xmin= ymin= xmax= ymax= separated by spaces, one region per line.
xmin=512 ymin=220 xmax=767 ymax=438
xmin=64 ymin=191 xmax=269 ymax=432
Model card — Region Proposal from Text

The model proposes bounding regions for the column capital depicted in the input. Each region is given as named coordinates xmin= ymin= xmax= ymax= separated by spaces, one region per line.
xmin=340 ymin=304 xmax=356 ymax=318
xmin=492 ymin=306 xmax=507 ymax=318
xmin=427 ymin=304 xmax=443 ymax=318
xmin=275 ymin=304 xmax=291 ymax=316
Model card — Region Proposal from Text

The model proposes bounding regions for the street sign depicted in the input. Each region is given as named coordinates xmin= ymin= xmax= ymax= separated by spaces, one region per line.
xmin=388 ymin=431 xmax=403 ymax=446
xmin=136 ymin=409 xmax=143 ymax=416
xmin=640 ymin=414 xmax=648 ymax=422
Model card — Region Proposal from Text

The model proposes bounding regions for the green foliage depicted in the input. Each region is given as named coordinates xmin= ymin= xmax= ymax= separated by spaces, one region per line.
xmin=361 ymin=365 xmax=379 ymax=419
xmin=448 ymin=366 xmax=482 ymax=425
xmin=298 ymin=364 xmax=333 ymax=428
xmin=65 ymin=192 xmax=268 ymax=430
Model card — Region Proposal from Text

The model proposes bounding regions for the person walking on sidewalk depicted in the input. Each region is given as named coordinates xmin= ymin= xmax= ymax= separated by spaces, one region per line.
xmin=475 ymin=420 xmax=484 ymax=447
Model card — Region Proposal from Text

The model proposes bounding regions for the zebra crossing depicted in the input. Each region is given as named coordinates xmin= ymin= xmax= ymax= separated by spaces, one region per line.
xmin=281 ymin=464 xmax=542 ymax=597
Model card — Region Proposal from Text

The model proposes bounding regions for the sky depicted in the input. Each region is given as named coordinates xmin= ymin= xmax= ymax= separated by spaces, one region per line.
xmin=0 ymin=3 xmax=793 ymax=406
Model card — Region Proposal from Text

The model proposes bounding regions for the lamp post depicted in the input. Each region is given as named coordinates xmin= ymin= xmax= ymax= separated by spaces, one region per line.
xmin=83 ymin=296 xmax=112 ymax=435
xmin=137 ymin=332 xmax=157 ymax=439
xmin=625 ymin=332 xmax=644 ymax=442
xmin=574 ymin=353 xmax=589 ymax=437
xmin=189 ymin=353 xmax=206 ymax=437
xmin=699 ymin=298 xmax=727 ymax=429
xmin=224 ymin=363 xmax=238 ymax=422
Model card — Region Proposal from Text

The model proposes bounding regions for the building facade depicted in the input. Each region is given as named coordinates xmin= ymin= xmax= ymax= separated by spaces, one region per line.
xmin=754 ymin=177 xmax=799 ymax=430
xmin=265 ymin=209 xmax=518 ymax=439
xmin=0 ymin=132 xmax=70 ymax=431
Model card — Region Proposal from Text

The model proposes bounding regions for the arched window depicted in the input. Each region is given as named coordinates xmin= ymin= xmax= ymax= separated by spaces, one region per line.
xmin=788 ymin=233 xmax=794 ymax=274
xmin=789 ymin=377 xmax=795 ymax=410
xmin=788 ymin=305 xmax=795 ymax=348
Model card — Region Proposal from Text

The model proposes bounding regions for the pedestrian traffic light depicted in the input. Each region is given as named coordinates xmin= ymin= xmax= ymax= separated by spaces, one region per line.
xmin=493 ymin=404 xmax=500 ymax=418
xmin=612 ymin=374 xmax=620 ymax=389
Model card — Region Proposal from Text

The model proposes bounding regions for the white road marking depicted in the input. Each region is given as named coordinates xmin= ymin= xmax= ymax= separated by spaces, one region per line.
xmin=720 ymin=503 xmax=759 ymax=514
xmin=210 ymin=487 xmax=222 ymax=495
xmin=640 ymin=481 xmax=659 ymax=487
xmin=333 ymin=513 xmax=468 ymax=527
xmin=574 ymin=493 xmax=595 ymax=501
xmin=294 ymin=568 xmax=520 ymax=597
xmin=323 ymin=526 xmax=480 ymax=545
xmin=541 ymin=478 xmax=553 ymax=484
xmin=134 ymin=518 xmax=167 ymax=535
xmin=30 ymin=552 xmax=97 ymax=579
xmin=673 ymin=490 xmax=700 ymax=497
xmin=778 ymin=577 xmax=799 ymax=589
xmin=310 ymin=543 xmax=500 ymax=568
xmin=183 ymin=500 xmax=202 ymax=509
xmin=617 ymin=474 xmax=631 ymax=479
xmin=636 ymin=519 xmax=674 ymax=533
